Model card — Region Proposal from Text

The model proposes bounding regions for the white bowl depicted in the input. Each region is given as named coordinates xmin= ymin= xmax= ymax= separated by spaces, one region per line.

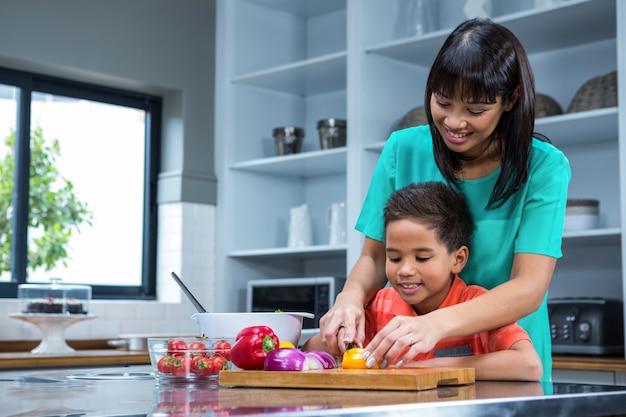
xmin=564 ymin=213 xmax=599 ymax=231
xmin=191 ymin=312 xmax=314 ymax=346
xmin=564 ymin=199 xmax=600 ymax=231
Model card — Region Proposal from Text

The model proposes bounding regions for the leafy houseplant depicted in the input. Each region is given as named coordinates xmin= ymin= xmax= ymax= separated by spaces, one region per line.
xmin=0 ymin=127 xmax=92 ymax=274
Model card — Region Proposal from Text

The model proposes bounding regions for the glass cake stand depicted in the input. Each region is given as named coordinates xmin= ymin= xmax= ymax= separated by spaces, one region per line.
xmin=9 ymin=313 xmax=96 ymax=354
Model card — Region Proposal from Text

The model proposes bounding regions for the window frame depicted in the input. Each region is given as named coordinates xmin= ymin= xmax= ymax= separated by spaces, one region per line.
xmin=0 ymin=66 xmax=161 ymax=300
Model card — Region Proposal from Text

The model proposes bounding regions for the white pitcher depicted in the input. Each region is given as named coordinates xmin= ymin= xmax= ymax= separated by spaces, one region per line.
xmin=288 ymin=204 xmax=312 ymax=247
xmin=327 ymin=201 xmax=347 ymax=246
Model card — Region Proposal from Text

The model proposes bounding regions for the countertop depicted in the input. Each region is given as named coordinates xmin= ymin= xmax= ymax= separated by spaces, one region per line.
xmin=2 ymin=343 xmax=625 ymax=373
xmin=0 ymin=340 xmax=151 ymax=369
xmin=0 ymin=349 xmax=150 ymax=369
xmin=3 ymin=339 xmax=626 ymax=371
xmin=2 ymin=365 xmax=626 ymax=417
xmin=553 ymin=355 xmax=626 ymax=372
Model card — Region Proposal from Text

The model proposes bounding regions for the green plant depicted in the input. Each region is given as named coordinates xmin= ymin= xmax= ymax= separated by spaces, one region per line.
xmin=0 ymin=127 xmax=92 ymax=273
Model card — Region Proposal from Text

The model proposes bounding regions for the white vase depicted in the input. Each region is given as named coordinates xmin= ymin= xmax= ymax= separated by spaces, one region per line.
xmin=463 ymin=0 xmax=492 ymax=19
xmin=438 ymin=0 xmax=467 ymax=31
xmin=393 ymin=0 xmax=439 ymax=38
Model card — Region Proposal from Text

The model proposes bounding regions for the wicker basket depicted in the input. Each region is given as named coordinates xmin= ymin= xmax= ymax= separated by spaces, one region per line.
xmin=536 ymin=93 xmax=563 ymax=118
xmin=393 ymin=93 xmax=565 ymax=126
xmin=567 ymin=71 xmax=617 ymax=113
xmin=393 ymin=106 xmax=429 ymax=131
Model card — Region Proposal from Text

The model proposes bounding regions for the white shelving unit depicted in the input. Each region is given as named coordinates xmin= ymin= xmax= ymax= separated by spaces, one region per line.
xmin=214 ymin=0 xmax=626 ymax=360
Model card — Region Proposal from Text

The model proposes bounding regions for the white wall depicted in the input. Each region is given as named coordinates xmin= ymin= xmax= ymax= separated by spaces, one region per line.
xmin=0 ymin=0 xmax=220 ymax=341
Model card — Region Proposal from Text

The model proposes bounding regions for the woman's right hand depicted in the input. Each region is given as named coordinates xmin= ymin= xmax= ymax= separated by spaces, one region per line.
xmin=318 ymin=293 xmax=366 ymax=356
xmin=318 ymin=237 xmax=388 ymax=356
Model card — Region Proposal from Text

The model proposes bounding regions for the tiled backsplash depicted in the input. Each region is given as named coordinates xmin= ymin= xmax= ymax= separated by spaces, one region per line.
xmin=0 ymin=201 xmax=216 ymax=341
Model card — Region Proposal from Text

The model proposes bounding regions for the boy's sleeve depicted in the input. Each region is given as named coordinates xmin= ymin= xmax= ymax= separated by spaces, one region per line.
xmin=488 ymin=322 xmax=532 ymax=352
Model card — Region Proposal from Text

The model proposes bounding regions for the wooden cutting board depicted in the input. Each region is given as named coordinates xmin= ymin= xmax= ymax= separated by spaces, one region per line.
xmin=219 ymin=367 xmax=474 ymax=391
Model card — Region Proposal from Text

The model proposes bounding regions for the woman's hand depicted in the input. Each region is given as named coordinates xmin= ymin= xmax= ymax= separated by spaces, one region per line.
xmin=362 ymin=314 xmax=445 ymax=368
xmin=318 ymin=295 xmax=366 ymax=356
xmin=319 ymin=237 xmax=388 ymax=356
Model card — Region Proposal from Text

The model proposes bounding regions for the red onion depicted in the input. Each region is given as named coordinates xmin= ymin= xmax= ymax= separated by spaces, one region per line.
xmin=264 ymin=348 xmax=307 ymax=371
xmin=304 ymin=351 xmax=338 ymax=370
xmin=263 ymin=348 xmax=338 ymax=371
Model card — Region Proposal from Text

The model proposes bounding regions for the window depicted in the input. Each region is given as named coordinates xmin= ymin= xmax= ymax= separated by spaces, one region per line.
xmin=0 ymin=67 xmax=161 ymax=299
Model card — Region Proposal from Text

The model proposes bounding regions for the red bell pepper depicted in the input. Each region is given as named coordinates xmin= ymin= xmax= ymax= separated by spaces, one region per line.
xmin=230 ymin=325 xmax=279 ymax=370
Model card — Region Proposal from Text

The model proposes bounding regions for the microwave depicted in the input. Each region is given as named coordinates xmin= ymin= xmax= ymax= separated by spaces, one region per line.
xmin=247 ymin=276 xmax=346 ymax=330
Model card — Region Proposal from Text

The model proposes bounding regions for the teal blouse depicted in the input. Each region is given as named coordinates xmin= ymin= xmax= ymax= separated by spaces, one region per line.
xmin=356 ymin=125 xmax=571 ymax=381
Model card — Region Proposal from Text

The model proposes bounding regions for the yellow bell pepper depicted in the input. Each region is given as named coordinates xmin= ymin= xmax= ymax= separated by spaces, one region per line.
xmin=342 ymin=347 xmax=379 ymax=369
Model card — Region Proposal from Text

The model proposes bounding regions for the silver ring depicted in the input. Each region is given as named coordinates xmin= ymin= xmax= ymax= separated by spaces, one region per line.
xmin=408 ymin=336 xmax=415 ymax=346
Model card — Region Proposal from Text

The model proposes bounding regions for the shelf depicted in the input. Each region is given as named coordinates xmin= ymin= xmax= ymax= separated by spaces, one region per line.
xmin=366 ymin=0 xmax=615 ymax=67
xmin=232 ymin=51 xmax=347 ymax=96
xmin=227 ymin=231 xmax=621 ymax=258
xmin=562 ymin=227 xmax=621 ymax=248
xmin=536 ymin=107 xmax=618 ymax=147
xmin=245 ymin=0 xmax=345 ymax=17
xmin=229 ymin=244 xmax=347 ymax=259
xmin=363 ymin=107 xmax=619 ymax=153
xmin=230 ymin=147 xmax=347 ymax=177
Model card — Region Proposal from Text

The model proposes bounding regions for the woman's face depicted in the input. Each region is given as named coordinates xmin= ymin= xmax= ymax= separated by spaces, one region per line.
xmin=385 ymin=218 xmax=466 ymax=315
xmin=429 ymin=92 xmax=515 ymax=160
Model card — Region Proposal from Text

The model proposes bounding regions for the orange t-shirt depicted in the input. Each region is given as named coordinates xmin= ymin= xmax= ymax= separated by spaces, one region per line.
xmin=364 ymin=276 xmax=531 ymax=360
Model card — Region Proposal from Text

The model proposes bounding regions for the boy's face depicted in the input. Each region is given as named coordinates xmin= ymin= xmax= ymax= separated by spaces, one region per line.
xmin=385 ymin=218 xmax=467 ymax=315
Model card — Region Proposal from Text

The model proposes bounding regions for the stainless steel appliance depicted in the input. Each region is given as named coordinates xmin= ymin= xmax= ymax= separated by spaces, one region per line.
xmin=548 ymin=297 xmax=624 ymax=355
xmin=247 ymin=276 xmax=345 ymax=330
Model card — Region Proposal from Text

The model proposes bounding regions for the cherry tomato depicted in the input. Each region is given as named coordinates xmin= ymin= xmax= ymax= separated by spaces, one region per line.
xmin=157 ymin=355 xmax=173 ymax=374
xmin=215 ymin=340 xmax=232 ymax=360
xmin=167 ymin=339 xmax=188 ymax=355
xmin=171 ymin=356 xmax=192 ymax=376
xmin=342 ymin=347 xmax=379 ymax=369
xmin=192 ymin=356 xmax=214 ymax=376
xmin=210 ymin=355 xmax=226 ymax=371
xmin=188 ymin=341 xmax=206 ymax=356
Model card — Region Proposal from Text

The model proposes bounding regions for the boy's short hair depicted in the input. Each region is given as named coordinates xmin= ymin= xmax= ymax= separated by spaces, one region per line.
xmin=383 ymin=181 xmax=474 ymax=253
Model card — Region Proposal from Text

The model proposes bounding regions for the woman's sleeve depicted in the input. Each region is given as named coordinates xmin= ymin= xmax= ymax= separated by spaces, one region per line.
xmin=354 ymin=136 xmax=399 ymax=243
xmin=516 ymin=143 xmax=572 ymax=257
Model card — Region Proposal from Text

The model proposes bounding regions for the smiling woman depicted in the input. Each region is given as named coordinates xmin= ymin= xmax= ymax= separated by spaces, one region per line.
xmin=0 ymin=67 xmax=162 ymax=299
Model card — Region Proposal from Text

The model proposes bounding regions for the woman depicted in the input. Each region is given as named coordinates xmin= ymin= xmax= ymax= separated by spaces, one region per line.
xmin=319 ymin=18 xmax=570 ymax=381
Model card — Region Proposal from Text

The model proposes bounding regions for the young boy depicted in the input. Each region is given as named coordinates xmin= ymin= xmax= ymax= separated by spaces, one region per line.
xmin=305 ymin=182 xmax=542 ymax=381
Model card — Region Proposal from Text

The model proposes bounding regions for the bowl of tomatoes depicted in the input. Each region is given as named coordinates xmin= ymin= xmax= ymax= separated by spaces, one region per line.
xmin=148 ymin=337 xmax=233 ymax=382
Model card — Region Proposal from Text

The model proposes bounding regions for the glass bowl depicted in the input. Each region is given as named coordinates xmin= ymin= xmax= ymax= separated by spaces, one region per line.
xmin=148 ymin=337 xmax=234 ymax=383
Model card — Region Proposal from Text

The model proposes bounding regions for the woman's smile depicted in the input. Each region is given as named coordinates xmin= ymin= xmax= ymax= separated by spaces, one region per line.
xmin=445 ymin=129 xmax=472 ymax=145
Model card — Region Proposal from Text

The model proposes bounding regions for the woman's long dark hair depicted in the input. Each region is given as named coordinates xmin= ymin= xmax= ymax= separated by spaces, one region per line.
xmin=424 ymin=18 xmax=535 ymax=209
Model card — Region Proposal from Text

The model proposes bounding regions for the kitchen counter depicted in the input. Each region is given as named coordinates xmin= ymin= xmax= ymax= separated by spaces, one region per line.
xmin=2 ymin=365 xmax=626 ymax=417
xmin=553 ymin=355 xmax=626 ymax=372
xmin=2 ymin=338 xmax=625 ymax=372
xmin=0 ymin=339 xmax=151 ymax=369
xmin=0 ymin=349 xmax=150 ymax=369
